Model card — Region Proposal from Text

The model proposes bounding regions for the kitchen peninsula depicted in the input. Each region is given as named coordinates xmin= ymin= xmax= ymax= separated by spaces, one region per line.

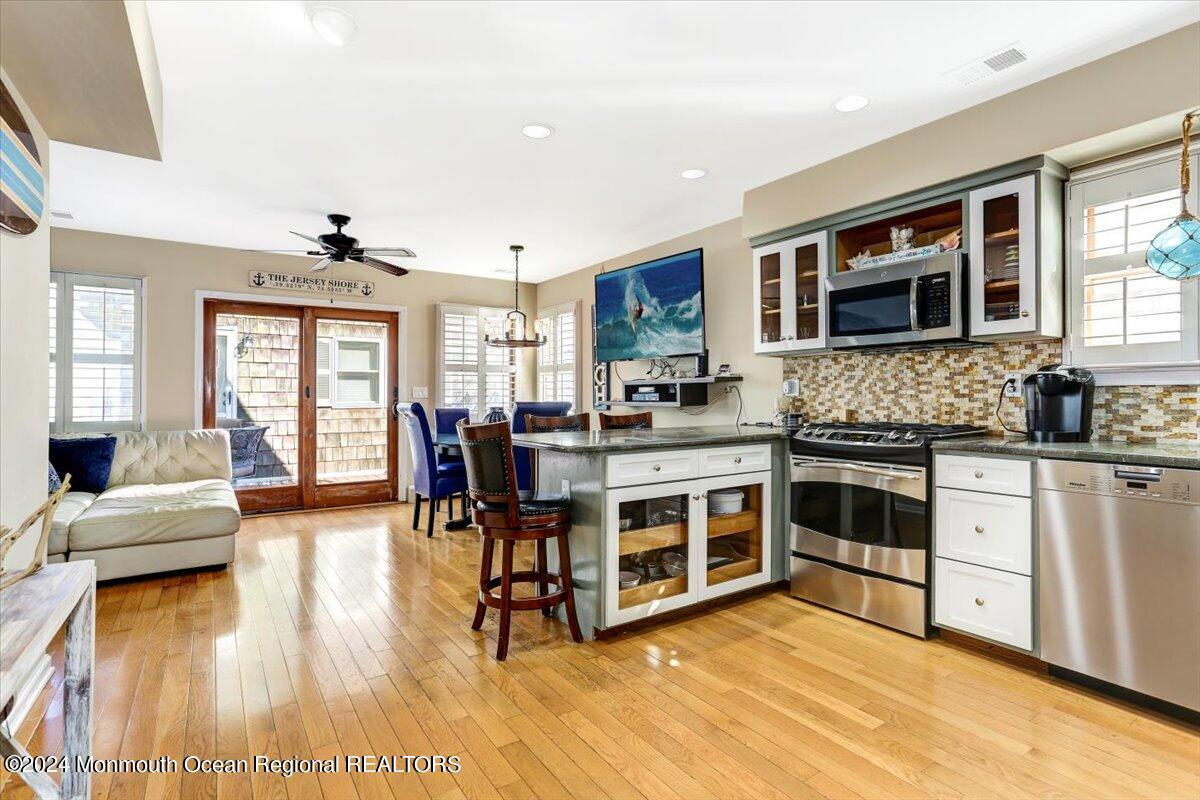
xmin=512 ymin=426 xmax=789 ymax=637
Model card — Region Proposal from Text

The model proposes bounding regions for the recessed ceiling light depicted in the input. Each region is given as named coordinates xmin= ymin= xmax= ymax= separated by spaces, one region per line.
xmin=492 ymin=267 xmax=515 ymax=277
xmin=834 ymin=94 xmax=870 ymax=113
xmin=521 ymin=123 xmax=554 ymax=139
xmin=680 ymin=169 xmax=707 ymax=180
xmin=308 ymin=6 xmax=357 ymax=47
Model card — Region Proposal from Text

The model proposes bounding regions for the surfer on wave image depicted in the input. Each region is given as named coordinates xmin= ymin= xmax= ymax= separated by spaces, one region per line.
xmin=594 ymin=249 xmax=705 ymax=363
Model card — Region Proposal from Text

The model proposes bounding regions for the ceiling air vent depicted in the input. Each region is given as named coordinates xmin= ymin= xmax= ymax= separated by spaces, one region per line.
xmin=49 ymin=210 xmax=74 ymax=220
xmin=942 ymin=44 xmax=1028 ymax=86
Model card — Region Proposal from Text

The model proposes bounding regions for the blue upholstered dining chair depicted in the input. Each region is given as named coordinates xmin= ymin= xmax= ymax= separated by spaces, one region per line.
xmin=433 ymin=407 xmax=470 ymax=465
xmin=397 ymin=402 xmax=468 ymax=537
xmin=510 ymin=401 xmax=571 ymax=491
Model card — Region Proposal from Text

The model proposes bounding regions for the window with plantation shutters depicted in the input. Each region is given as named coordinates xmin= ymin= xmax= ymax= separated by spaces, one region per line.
xmin=314 ymin=335 xmax=384 ymax=407
xmin=1066 ymin=148 xmax=1199 ymax=384
xmin=535 ymin=301 xmax=579 ymax=410
xmin=437 ymin=304 xmax=517 ymax=418
xmin=49 ymin=272 xmax=143 ymax=432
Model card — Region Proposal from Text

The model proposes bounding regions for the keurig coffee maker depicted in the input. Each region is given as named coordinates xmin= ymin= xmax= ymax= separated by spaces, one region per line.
xmin=1023 ymin=364 xmax=1095 ymax=442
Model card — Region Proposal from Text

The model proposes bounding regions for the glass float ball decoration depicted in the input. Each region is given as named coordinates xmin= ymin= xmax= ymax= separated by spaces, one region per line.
xmin=1146 ymin=110 xmax=1200 ymax=280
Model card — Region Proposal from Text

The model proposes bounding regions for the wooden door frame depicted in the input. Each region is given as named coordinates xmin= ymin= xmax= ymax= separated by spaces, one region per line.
xmin=202 ymin=298 xmax=400 ymax=513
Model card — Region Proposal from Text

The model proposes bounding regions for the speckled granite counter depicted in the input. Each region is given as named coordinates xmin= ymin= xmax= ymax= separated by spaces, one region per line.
xmin=511 ymin=425 xmax=786 ymax=452
xmin=931 ymin=435 xmax=1200 ymax=470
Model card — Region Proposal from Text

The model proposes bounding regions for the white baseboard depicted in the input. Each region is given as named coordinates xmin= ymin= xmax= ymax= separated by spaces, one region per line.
xmin=5 ymin=653 xmax=52 ymax=731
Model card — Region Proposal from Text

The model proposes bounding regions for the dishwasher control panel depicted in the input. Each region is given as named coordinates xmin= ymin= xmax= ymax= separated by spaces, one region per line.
xmin=1037 ymin=459 xmax=1198 ymax=505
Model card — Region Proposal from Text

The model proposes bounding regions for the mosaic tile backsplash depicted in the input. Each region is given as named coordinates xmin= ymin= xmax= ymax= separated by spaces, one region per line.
xmin=782 ymin=340 xmax=1198 ymax=443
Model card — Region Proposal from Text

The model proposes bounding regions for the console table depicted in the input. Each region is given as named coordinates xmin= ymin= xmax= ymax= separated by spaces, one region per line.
xmin=0 ymin=562 xmax=95 ymax=799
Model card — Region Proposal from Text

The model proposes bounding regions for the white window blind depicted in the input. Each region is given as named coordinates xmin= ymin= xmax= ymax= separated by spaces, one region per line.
xmin=1066 ymin=149 xmax=1199 ymax=383
xmin=535 ymin=301 xmax=579 ymax=410
xmin=49 ymin=272 xmax=143 ymax=432
xmin=437 ymin=304 xmax=517 ymax=418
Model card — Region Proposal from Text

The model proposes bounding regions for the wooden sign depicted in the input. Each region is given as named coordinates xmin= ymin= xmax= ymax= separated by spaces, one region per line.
xmin=248 ymin=270 xmax=375 ymax=298
xmin=1 ymin=79 xmax=44 ymax=236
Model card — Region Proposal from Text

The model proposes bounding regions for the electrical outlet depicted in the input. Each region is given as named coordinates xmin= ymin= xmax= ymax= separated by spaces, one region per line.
xmin=1002 ymin=373 xmax=1023 ymax=397
xmin=412 ymin=386 xmax=429 ymax=399
xmin=561 ymin=479 xmax=571 ymax=500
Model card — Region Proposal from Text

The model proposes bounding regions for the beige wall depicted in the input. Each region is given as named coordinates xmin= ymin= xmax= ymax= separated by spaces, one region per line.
xmin=0 ymin=68 xmax=50 ymax=569
xmin=743 ymin=23 xmax=1200 ymax=239
xmin=50 ymin=228 xmax=537 ymax=431
xmin=535 ymin=218 xmax=781 ymax=426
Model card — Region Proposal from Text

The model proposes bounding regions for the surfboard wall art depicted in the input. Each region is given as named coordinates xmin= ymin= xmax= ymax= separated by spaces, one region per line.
xmin=1 ymin=79 xmax=44 ymax=235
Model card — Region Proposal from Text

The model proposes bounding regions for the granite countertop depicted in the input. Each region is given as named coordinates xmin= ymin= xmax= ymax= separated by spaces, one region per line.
xmin=511 ymin=425 xmax=787 ymax=453
xmin=931 ymin=435 xmax=1200 ymax=470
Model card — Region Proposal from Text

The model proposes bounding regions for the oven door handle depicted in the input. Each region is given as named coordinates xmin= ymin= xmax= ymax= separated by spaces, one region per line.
xmin=793 ymin=459 xmax=923 ymax=480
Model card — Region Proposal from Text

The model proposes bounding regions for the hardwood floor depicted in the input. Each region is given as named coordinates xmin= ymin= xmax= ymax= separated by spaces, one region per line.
xmin=2 ymin=503 xmax=1197 ymax=800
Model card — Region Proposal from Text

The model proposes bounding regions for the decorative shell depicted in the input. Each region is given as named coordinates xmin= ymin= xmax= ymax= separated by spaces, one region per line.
xmin=846 ymin=249 xmax=873 ymax=270
xmin=935 ymin=227 xmax=962 ymax=251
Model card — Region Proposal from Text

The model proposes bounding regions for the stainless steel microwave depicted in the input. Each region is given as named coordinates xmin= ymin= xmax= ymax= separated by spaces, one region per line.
xmin=825 ymin=251 xmax=965 ymax=349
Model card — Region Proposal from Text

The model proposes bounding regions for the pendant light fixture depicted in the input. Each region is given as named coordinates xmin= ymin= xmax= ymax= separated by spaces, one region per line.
xmin=486 ymin=245 xmax=547 ymax=349
xmin=1146 ymin=110 xmax=1200 ymax=280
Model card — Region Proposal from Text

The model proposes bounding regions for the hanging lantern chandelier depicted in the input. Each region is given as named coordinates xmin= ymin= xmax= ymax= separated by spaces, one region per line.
xmin=486 ymin=245 xmax=547 ymax=348
xmin=1146 ymin=110 xmax=1200 ymax=280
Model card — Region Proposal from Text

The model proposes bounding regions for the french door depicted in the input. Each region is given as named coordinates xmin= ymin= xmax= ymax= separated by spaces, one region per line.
xmin=202 ymin=299 xmax=399 ymax=513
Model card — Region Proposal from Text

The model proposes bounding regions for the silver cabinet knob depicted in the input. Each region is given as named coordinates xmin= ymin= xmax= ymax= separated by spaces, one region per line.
xmin=701 ymin=492 xmax=708 ymax=499
xmin=1020 ymin=310 xmax=1029 ymax=318
xmin=692 ymin=494 xmax=701 ymax=500
xmin=974 ymin=524 xmax=985 ymax=534
xmin=733 ymin=456 xmax=742 ymax=464
xmin=652 ymin=464 xmax=662 ymax=472
xmin=974 ymin=597 xmax=985 ymax=606
xmin=974 ymin=470 xmax=984 ymax=479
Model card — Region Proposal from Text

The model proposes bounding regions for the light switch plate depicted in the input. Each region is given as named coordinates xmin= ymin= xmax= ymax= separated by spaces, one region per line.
xmin=413 ymin=386 xmax=429 ymax=399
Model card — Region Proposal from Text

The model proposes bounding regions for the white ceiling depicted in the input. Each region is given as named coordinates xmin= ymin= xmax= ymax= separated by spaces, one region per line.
xmin=49 ymin=1 xmax=1198 ymax=281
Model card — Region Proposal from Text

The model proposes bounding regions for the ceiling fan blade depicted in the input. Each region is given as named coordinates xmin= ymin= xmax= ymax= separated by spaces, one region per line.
xmin=290 ymin=231 xmax=327 ymax=247
xmin=350 ymin=254 xmax=409 ymax=277
xmin=309 ymin=257 xmax=333 ymax=273
xmin=358 ymin=247 xmax=417 ymax=258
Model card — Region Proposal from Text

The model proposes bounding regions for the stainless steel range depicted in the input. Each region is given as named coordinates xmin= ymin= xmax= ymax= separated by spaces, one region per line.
xmin=789 ymin=421 xmax=984 ymax=637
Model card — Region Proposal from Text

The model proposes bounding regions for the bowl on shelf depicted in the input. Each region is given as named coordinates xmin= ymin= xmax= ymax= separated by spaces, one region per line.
xmin=660 ymin=551 xmax=688 ymax=577
xmin=708 ymin=488 xmax=745 ymax=515
xmin=618 ymin=570 xmax=642 ymax=589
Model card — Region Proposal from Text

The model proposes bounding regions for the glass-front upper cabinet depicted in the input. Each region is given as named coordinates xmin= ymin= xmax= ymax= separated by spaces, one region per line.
xmin=969 ymin=174 xmax=1049 ymax=338
xmin=605 ymin=480 xmax=700 ymax=626
xmin=753 ymin=230 xmax=827 ymax=354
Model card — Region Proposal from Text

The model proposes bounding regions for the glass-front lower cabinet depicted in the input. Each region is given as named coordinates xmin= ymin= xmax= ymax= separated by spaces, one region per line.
xmin=604 ymin=473 xmax=772 ymax=626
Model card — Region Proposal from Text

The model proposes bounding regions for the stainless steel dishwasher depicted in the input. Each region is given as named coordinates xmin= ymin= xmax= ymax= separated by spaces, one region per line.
xmin=1038 ymin=459 xmax=1200 ymax=713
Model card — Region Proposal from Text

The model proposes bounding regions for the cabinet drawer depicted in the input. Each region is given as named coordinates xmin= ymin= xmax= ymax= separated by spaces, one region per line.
xmin=934 ymin=558 xmax=1032 ymax=650
xmin=935 ymin=488 xmax=1032 ymax=575
xmin=606 ymin=450 xmax=697 ymax=488
xmin=936 ymin=454 xmax=1031 ymax=496
xmin=698 ymin=444 xmax=771 ymax=477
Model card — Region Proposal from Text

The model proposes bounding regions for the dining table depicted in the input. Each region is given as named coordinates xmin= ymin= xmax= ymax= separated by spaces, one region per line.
xmin=433 ymin=432 xmax=474 ymax=531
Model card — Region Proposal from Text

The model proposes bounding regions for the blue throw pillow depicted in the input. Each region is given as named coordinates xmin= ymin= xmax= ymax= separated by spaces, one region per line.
xmin=48 ymin=461 xmax=62 ymax=494
xmin=49 ymin=436 xmax=117 ymax=494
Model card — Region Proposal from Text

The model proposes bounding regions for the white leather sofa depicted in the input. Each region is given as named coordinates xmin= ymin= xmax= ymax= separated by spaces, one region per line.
xmin=50 ymin=430 xmax=240 ymax=581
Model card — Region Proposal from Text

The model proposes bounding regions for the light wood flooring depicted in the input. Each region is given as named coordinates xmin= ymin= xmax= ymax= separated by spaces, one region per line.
xmin=2 ymin=503 xmax=1197 ymax=800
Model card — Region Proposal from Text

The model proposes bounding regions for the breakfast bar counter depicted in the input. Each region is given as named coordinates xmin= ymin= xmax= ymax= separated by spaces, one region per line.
xmin=511 ymin=426 xmax=789 ymax=637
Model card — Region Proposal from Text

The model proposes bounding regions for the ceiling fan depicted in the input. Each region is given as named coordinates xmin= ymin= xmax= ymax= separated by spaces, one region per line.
xmin=284 ymin=214 xmax=415 ymax=276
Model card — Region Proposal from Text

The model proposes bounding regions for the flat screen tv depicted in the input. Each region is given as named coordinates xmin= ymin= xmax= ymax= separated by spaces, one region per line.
xmin=594 ymin=248 xmax=705 ymax=363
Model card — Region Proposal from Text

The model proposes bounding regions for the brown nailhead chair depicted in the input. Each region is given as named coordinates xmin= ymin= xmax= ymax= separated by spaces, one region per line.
xmin=597 ymin=411 xmax=653 ymax=430
xmin=523 ymin=413 xmax=590 ymax=488
xmin=457 ymin=418 xmax=584 ymax=660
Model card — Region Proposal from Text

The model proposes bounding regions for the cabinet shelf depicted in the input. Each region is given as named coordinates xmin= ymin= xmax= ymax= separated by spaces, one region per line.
xmin=618 ymin=574 xmax=687 ymax=609
xmin=706 ymin=557 xmax=759 ymax=586
xmin=984 ymin=228 xmax=1020 ymax=243
xmin=984 ymin=278 xmax=1019 ymax=290
xmin=618 ymin=522 xmax=687 ymax=556
xmin=761 ymin=277 xmax=781 ymax=285
xmin=707 ymin=509 xmax=759 ymax=539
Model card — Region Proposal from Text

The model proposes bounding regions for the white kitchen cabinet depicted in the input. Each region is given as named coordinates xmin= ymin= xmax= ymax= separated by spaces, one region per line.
xmin=752 ymin=230 xmax=827 ymax=354
xmin=935 ymin=487 xmax=1032 ymax=575
xmin=968 ymin=172 xmax=1063 ymax=340
xmin=604 ymin=454 xmax=773 ymax=626
xmin=934 ymin=559 xmax=1033 ymax=650
xmin=936 ymin=453 xmax=1032 ymax=496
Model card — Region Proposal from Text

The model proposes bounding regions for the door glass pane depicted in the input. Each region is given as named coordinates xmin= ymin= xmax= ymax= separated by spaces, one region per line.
xmin=317 ymin=318 xmax=388 ymax=485
xmin=758 ymin=252 xmax=782 ymax=344
xmin=616 ymin=492 xmax=690 ymax=609
xmin=981 ymin=192 xmax=1022 ymax=322
xmin=794 ymin=243 xmax=820 ymax=342
xmin=706 ymin=482 xmax=764 ymax=587
xmin=215 ymin=312 xmax=300 ymax=488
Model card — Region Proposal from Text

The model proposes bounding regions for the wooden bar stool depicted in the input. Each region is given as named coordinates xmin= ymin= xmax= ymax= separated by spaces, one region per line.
xmin=523 ymin=412 xmax=590 ymax=489
xmin=457 ymin=419 xmax=584 ymax=660
xmin=598 ymin=410 xmax=653 ymax=430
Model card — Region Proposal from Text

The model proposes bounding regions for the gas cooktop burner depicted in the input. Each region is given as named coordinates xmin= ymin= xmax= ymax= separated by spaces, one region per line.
xmin=793 ymin=421 xmax=985 ymax=449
